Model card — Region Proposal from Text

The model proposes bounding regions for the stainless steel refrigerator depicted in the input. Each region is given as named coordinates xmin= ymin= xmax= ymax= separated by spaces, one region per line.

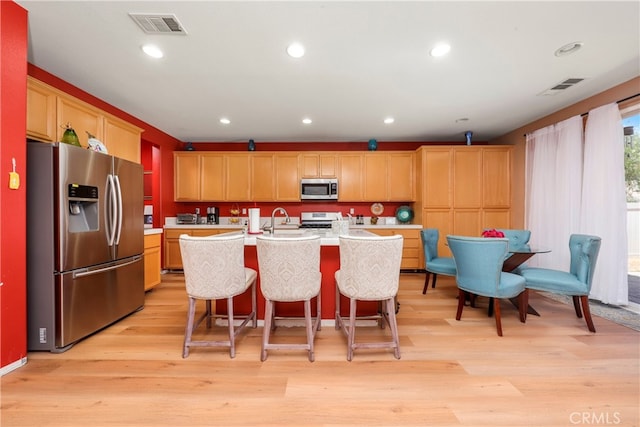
xmin=27 ymin=142 xmax=145 ymax=352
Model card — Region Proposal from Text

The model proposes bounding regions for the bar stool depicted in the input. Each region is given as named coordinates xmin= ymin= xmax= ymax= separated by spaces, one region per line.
xmin=335 ymin=234 xmax=403 ymax=361
xmin=256 ymin=235 xmax=322 ymax=362
xmin=179 ymin=233 xmax=257 ymax=358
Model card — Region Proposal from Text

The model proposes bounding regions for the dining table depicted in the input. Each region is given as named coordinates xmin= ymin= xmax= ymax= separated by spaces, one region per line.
xmin=503 ymin=245 xmax=551 ymax=273
xmin=501 ymin=244 xmax=551 ymax=316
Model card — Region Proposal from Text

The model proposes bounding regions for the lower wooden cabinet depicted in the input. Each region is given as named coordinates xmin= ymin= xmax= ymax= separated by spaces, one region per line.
xmin=163 ymin=228 xmax=235 ymax=270
xmin=144 ymin=233 xmax=162 ymax=291
xmin=366 ymin=228 xmax=422 ymax=270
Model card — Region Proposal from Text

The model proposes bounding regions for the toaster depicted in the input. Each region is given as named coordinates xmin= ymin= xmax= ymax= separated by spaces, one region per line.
xmin=176 ymin=213 xmax=198 ymax=224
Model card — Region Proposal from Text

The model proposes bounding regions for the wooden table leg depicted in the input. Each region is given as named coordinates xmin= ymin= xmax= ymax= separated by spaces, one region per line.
xmin=502 ymin=253 xmax=540 ymax=316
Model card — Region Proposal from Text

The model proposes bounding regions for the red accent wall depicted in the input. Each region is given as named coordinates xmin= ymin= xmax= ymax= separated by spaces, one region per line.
xmin=0 ymin=1 xmax=28 ymax=372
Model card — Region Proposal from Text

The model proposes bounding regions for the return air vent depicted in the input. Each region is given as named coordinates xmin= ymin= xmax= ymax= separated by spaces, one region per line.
xmin=129 ymin=13 xmax=187 ymax=35
xmin=538 ymin=78 xmax=586 ymax=96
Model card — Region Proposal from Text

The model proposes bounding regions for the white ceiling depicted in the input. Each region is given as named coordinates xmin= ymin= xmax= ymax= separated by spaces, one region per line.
xmin=16 ymin=1 xmax=640 ymax=144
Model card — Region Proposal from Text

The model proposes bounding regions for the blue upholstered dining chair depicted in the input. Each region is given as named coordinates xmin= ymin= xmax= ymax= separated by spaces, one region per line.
xmin=486 ymin=228 xmax=532 ymax=274
xmin=493 ymin=229 xmax=531 ymax=250
xmin=518 ymin=234 xmax=601 ymax=332
xmin=420 ymin=229 xmax=457 ymax=294
xmin=446 ymin=235 xmax=527 ymax=336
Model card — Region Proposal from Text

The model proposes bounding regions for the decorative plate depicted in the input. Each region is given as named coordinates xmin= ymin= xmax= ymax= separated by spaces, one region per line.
xmin=371 ymin=203 xmax=384 ymax=216
xmin=395 ymin=205 xmax=414 ymax=223
xmin=87 ymin=137 xmax=108 ymax=154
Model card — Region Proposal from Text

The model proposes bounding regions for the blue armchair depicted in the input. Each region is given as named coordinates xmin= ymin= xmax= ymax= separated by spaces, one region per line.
xmin=420 ymin=229 xmax=457 ymax=294
xmin=447 ymin=235 xmax=527 ymax=336
xmin=518 ymin=234 xmax=601 ymax=332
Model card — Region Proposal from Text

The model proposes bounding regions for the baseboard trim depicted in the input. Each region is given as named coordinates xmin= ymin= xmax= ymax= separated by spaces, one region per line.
xmin=0 ymin=357 xmax=27 ymax=377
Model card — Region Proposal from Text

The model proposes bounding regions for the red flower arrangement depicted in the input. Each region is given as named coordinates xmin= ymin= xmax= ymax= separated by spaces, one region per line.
xmin=482 ymin=229 xmax=505 ymax=238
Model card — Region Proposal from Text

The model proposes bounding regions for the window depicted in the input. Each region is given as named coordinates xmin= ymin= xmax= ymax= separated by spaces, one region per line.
xmin=623 ymin=110 xmax=640 ymax=202
xmin=622 ymin=104 xmax=640 ymax=294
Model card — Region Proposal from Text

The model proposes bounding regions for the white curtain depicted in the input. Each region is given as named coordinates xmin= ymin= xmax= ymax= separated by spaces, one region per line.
xmin=525 ymin=116 xmax=583 ymax=270
xmin=581 ymin=103 xmax=628 ymax=305
xmin=525 ymin=103 xmax=628 ymax=305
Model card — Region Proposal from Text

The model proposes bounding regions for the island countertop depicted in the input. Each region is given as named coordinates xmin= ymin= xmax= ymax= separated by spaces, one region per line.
xmin=167 ymin=228 xmax=380 ymax=246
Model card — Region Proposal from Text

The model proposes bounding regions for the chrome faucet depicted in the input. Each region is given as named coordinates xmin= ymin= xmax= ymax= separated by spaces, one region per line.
xmin=267 ymin=207 xmax=290 ymax=233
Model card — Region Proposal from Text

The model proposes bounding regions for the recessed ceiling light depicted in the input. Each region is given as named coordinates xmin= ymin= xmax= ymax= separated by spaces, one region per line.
xmin=302 ymin=118 xmax=312 ymax=124
xmin=554 ymin=41 xmax=583 ymax=57
xmin=219 ymin=118 xmax=230 ymax=125
xmin=287 ymin=43 xmax=305 ymax=58
xmin=142 ymin=44 xmax=163 ymax=58
xmin=430 ymin=43 xmax=451 ymax=57
xmin=384 ymin=117 xmax=395 ymax=124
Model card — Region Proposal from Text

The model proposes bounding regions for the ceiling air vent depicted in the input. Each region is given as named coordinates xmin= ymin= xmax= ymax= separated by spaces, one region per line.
xmin=129 ymin=13 xmax=187 ymax=35
xmin=538 ymin=78 xmax=586 ymax=96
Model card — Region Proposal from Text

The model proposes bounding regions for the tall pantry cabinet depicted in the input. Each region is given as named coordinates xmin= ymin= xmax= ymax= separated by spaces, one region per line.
xmin=415 ymin=146 xmax=512 ymax=257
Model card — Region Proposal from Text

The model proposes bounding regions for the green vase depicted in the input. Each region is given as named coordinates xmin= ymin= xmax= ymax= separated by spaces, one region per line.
xmin=61 ymin=124 xmax=81 ymax=147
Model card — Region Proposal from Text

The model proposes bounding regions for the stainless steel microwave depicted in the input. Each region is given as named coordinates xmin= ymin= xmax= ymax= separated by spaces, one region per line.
xmin=300 ymin=178 xmax=338 ymax=200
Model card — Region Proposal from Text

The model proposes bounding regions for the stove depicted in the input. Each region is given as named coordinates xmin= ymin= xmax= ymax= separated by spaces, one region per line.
xmin=299 ymin=212 xmax=342 ymax=229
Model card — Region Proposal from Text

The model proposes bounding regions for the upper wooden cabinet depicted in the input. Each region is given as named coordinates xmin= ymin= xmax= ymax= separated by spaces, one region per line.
xmin=56 ymin=95 xmax=103 ymax=147
xmin=419 ymin=147 xmax=452 ymax=208
xmin=225 ymin=154 xmax=251 ymax=201
xmin=482 ymin=147 xmax=511 ymax=208
xmin=26 ymin=78 xmax=56 ymax=142
xmin=251 ymin=154 xmax=276 ymax=201
xmin=300 ymin=153 xmax=337 ymax=178
xmin=386 ymin=152 xmax=415 ymax=201
xmin=103 ymin=115 xmax=142 ymax=163
xmin=338 ymin=154 xmax=364 ymax=201
xmin=453 ymin=148 xmax=482 ymax=208
xmin=362 ymin=152 xmax=415 ymax=202
xmin=174 ymin=152 xmax=201 ymax=201
xmin=275 ymin=154 xmax=300 ymax=201
xmin=200 ymin=153 xmax=225 ymax=201
xmin=415 ymin=145 xmax=512 ymax=240
xmin=363 ymin=154 xmax=387 ymax=201
xmin=175 ymin=150 xmax=415 ymax=202
xmin=26 ymin=77 xmax=142 ymax=163
xmin=175 ymin=152 xmax=300 ymax=202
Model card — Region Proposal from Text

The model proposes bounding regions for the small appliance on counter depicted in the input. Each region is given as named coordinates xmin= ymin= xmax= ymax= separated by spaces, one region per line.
xmin=206 ymin=207 xmax=219 ymax=224
xmin=144 ymin=205 xmax=153 ymax=228
xmin=177 ymin=213 xmax=198 ymax=224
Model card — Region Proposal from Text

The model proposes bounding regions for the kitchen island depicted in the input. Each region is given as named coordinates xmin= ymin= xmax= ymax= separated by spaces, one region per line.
xmin=169 ymin=227 xmax=384 ymax=320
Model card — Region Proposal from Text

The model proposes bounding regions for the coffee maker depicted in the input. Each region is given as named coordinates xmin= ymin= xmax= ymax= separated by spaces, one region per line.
xmin=206 ymin=207 xmax=219 ymax=224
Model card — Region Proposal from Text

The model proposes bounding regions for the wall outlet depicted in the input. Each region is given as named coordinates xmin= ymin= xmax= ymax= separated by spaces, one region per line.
xmin=349 ymin=208 xmax=355 ymax=214
xmin=242 ymin=208 xmax=247 ymax=214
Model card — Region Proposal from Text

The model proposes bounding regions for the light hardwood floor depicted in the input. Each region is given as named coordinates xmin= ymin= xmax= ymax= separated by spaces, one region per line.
xmin=2 ymin=273 xmax=638 ymax=427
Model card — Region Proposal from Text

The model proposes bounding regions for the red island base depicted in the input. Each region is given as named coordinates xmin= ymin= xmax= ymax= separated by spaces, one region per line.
xmin=215 ymin=245 xmax=378 ymax=320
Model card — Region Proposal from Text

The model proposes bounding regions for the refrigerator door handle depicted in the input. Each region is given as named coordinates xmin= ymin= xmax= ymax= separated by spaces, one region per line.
xmin=106 ymin=174 xmax=117 ymax=247
xmin=113 ymin=175 xmax=123 ymax=245
xmin=72 ymin=255 xmax=142 ymax=279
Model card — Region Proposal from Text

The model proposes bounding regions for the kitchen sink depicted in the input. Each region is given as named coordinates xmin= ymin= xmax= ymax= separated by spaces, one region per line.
xmin=264 ymin=229 xmax=309 ymax=237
